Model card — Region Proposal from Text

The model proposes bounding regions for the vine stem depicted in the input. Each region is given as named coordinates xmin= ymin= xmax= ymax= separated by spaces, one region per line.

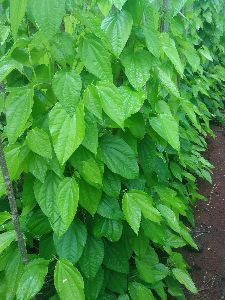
xmin=0 ymin=134 xmax=28 ymax=265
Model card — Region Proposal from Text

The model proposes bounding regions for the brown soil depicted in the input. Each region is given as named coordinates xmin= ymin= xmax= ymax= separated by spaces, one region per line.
xmin=184 ymin=125 xmax=225 ymax=300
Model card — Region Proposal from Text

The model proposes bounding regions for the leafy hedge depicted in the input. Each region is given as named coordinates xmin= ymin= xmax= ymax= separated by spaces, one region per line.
xmin=0 ymin=0 xmax=225 ymax=299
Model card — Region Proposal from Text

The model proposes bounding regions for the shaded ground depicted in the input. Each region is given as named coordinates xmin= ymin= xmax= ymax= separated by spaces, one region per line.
xmin=185 ymin=125 xmax=225 ymax=300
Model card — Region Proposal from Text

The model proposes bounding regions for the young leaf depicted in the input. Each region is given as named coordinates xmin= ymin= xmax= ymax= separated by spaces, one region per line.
xmin=6 ymin=87 xmax=34 ymax=144
xmin=56 ymin=177 xmax=79 ymax=230
xmin=101 ymin=10 xmax=133 ymax=57
xmin=54 ymin=259 xmax=85 ymax=300
xmin=78 ymin=35 xmax=113 ymax=82
xmin=172 ymin=268 xmax=198 ymax=294
xmin=100 ymin=135 xmax=139 ymax=179
xmin=54 ymin=220 xmax=87 ymax=264
xmin=52 ymin=70 xmax=82 ymax=115
xmin=79 ymin=235 xmax=104 ymax=279
xmin=149 ymin=114 xmax=180 ymax=151
xmin=16 ymin=258 xmax=49 ymax=300
xmin=49 ymin=102 xmax=85 ymax=165
xmin=29 ymin=0 xmax=66 ymax=38
xmin=10 ymin=0 xmax=27 ymax=39
xmin=26 ymin=128 xmax=52 ymax=159
xmin=0 ymin=231 xmax=16 ymax=255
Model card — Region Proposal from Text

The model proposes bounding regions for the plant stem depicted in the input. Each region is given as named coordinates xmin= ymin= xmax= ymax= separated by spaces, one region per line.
xmin=0 ymin=134 xmax=28 ymax=265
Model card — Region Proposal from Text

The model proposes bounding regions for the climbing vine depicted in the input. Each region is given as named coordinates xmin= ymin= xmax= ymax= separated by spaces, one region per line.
xmin=0 ymin=0 xmax=225 ymax=299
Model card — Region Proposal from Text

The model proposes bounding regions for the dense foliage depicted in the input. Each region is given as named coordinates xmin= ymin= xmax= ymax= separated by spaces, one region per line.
xmin=0 ymin=0 xmax=225 ymax=299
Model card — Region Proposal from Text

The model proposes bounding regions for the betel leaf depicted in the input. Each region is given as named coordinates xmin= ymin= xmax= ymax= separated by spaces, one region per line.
xmin=49 ymin=102 xmax=85 ymax=165
xmin=16 ymin=258 xmax=49 ymax=300
xmin=78 ymin=35 xmax=113 ymax=82
xmin=54 ymin=220 xmax=87 ymax=264
xmin=79 ymin=234 xmax=104 ymax=279
xmin=0 ymin=231 xmax=16 ymax=255
xmin=29 ymin=0 xmax=66 ymax=38
xmin=100 ymin=135 xmax=139 ymax=179
xmin=122 ymin=190 xmax=161 ymax=234
xmin=172 ymin=268 xmax=198 ymax=294
xmin=129 ymin=282 xmax=155 ymax=300
xmin=6 ymin=87 xmax=34 ymax=144
xmin=160 ymin=33 xmax=184 ymax=77
xmin=101 ymin=9 xmax=133 ymax=57
xmin=26 ymin=127 xmax=52 ymax=159
xmin=96 ymin=82 xmax=126 ymax=128
xmin=10 ymin=0 xmax=27 ymax=39
xmin=52 ymin=70 xmax=82 ymax=115
xmin=149 ymin=114 xmax=180 ymax=151
xmin=121 ymin=47 xmax=152 ymax=90
xmin=54 ymin=259 xmax=85 ymax=300
xmin=56 ymin=177 xmax=79 ymax=230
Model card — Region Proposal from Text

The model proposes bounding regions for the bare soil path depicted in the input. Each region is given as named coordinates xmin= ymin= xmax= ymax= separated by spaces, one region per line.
xmin=185 ymin=125 xmax=225 ymax=300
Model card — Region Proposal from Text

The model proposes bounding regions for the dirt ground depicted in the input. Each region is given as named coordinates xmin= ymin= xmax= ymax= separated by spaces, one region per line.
xmin=184 ymin=125 xmax=225 ymax=300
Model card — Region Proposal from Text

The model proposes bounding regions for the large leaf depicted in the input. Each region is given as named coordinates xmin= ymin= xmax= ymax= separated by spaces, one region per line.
xmin=149 ymin=114 xmax=180 ymax=151
xmin=29 ymin=0 xmax=66 ymax=38
xmin=101 ymin=10 xmax=133 ymax=57
xmin=78 ymin=35 xmax=113 ymax=82
xmin=0 ymin=231 xmax=16 ymax=255
xmin=26 ymin=128 xmax=52 ymax=159
xmin=79 ymin=235 xmax=104 ymax=279
xmin=122 ymin=190 xmax=161 ymax=234
xmin=52 ymin=70 xmax=82 ymax=115
xmin=6 ymin=87 xmax=34 ymax=144
xmin=49 ymin=102 xmax=85 ymax=165
xmin=16 ymin=258 xmax=49 ymax=300
xmin=172 ymin=268 xmax=197 ymax=294
xmin=10 ymin=0 xmax=27 ymax=39
xmin=96 ymin=82 xmax=126 ymax=128
xmin=129 ymin=282 xmax=155 ymax=300
xmin=160 ymin=33 xmax=184 ymax=77
xmin=100 ymin=135 xmax=139 ymax=179
xmin=121 ymin=48 xmax=152 ymax=89
xmin=54 ymin=220 xmax=87 ymax=264
xmin=56 ymin=177 xmax=79 ymax=230
xmin=54 ymin=259 xmax=85 ymax=300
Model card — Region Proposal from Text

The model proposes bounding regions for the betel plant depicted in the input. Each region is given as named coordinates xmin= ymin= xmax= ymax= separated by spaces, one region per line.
xmin=0 ymin=0 xmax=224 ymax=299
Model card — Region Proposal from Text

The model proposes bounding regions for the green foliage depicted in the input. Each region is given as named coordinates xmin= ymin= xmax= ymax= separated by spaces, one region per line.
xmin=0 ymin=0 xmax=224 ymax=299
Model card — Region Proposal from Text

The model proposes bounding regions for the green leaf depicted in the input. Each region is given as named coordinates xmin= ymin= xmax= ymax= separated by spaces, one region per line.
xmin=93 ymin=216 xmax=123 ymax=242
xmin=29 ymin=0 xmax=66 ymax=38
xmin=34 ymin=172 xmax=67 ymax=236
xmin=27 ymin=153 xmax=48 ymax=183
xmin=158 ymin=204 xmax=180 ymax=233
xmin=79 ymin=35 xmax=113 ymax=82
xmin=100 ymin=135 xmax=139 ymax=179
xmin=16 ymin=258 xmax=49 ymax=300
xmin=56 ymin=177 xmax=79 ymax=230
xmin=79 ymin=234 xmax=104 ymax=279
xmin=54 ymin=220 xmax=87 ymax=264
xmin=149 ymin=114 xmax=180 ymax=151
xmin=172 ymin=268 xmax=197 ymax=294
xmin=122 ymin=190 xmax=161 ymax=234
xmin=10 ymin=0 xmax=27 ymax=39
xmin=6 ymin=87 xmax=34 ymax=144
xmin=85 ymin=268 xmax=104 ymax=300
xmin=160 ymin=33 xmax=184 ymax=77
xmin=103 ymin=168 xmax=121 ymax=198
xmin=156 ymin=67 xmax=180 ymax=98
xmin=143 ymin=26 xmax=160 ymax=58
xmin=0 ymin=231 xmax=16 ymax=255
xmin=82 ymin=112 xmax=99 ymax=154
xmin=52 ymin=70 xmax=82 ymax=115
xmin=49 ymin=102 xmax=85 ymax=165
xmin=97 ymin=195 xmax=123 ymax=220
xmin=112 ymin=0 xmax=127 ymax=10
xmin=101 ymin=10 xmax=133 ymax=57
xmin=26 ymin=128 xmax=52 ymax=159
xmin=129 ymin=282 xmax=155 ymax=300
xmin=0 ymin=212 xmax=11 ymax=225
xmin=79 ymin=158 xmax=103 ymax=189
xmin=96 ymin=82 xmax=126 ymax=128
xmin=79 ymin=179 xmax=102 ymax=215
xmin=83 ymin=85 xmax=102 ymax=120
xmin=121 ymin=48 xmax=152 ymax=90
xmin=54 ymin=259 xmax=85 ymax=300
